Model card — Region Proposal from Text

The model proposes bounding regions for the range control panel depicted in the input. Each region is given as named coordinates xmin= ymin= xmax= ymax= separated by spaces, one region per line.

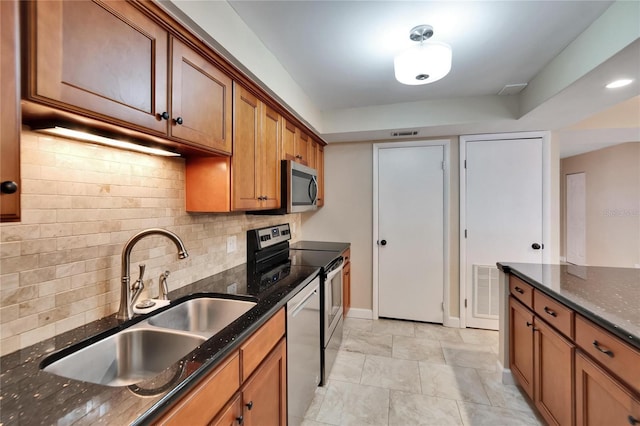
xmin=254 ymin=223 xmax=291 ymax=249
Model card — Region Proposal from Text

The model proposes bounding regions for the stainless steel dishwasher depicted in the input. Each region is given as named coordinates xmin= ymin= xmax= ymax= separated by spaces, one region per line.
xmin=287 ymin=275 xmax=321 ymax=426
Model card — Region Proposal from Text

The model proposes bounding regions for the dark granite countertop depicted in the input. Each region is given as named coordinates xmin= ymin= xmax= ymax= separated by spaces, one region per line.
xmin=498 ymin=262 xmax=640 ymax=350
xmin=0 ymin=262 xmax=320 ymax=425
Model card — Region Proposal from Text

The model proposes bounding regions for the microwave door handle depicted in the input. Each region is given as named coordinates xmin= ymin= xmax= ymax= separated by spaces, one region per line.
xmin=309 ymin=176 xmax=318 ymax=203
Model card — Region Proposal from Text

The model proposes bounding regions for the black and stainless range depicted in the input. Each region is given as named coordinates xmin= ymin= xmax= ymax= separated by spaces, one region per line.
xmin=246 ymin=224 xmax=320 ymax=426
xmin=289 ymin=241 xmax=345 ymax=386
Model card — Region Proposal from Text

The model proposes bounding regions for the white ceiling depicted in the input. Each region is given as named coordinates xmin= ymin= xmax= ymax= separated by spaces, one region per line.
xmin=167 ymin=0 xmax=640 ymax=150
xmin=228 ymin=0 xmax=612 ymax=111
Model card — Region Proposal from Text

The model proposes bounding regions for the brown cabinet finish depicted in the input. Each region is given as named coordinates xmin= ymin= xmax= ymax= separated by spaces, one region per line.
xmin=534 ymin=317 xmax=575 ymax=426
xmin=509 ymin=275 xmax=534 ymax=309
xmin=281 ymin=119 xmax=297 ymax=162
xmin=575 ymin=351 xmax=640 ymax=426
xmin=170 ymin=37 xmax=232 ymax=153
xmin=240 ymin=308 xmax=285 ymax=382
xmin=211 ymin=395 xmax=243 ymax=426
xmin=509 ymin=297 xmax=535 ymax=400
xmin=241 ymin=339 xmax=287 ymax=426
xmin=185 ymin=156 xmax=231 ymax=213
xmin=294 ymin=130 xmax=309 ymax=165
xmin=343 ymin=249 xmax=351 ymax=317
xmin=575 ymin=315 xmax=640 ymax=393
xmin=1 ymin=0 xmax=21 ymax=222
xmin=26 ymin=0 xmax=169 ymax=134
xmin=534 ymin=290 xmax=574 ymax=339
xmin=231 ymin=84 xmax=281 ymax=211
xmin=158 ymin=353 xmax=240 ymax=425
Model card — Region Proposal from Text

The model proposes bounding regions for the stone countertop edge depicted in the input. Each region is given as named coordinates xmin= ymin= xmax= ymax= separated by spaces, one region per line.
xmin=497 ymin=262 xmax=640 ymax=351
xmin=0 ymin=263 xmax=321 ymax=426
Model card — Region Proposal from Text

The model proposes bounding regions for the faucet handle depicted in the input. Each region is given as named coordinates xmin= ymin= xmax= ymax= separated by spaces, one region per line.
xmin=159 ymin=270 xmax=170 ymax=300
xmin=138 ymin=264 xmax=146 ymax=282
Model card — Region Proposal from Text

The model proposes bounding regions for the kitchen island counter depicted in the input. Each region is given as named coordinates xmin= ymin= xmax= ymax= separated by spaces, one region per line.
xmin=0 ymin=262 xmax=320 ymax=425
xmin=498 ymin=262 xmax=640 ymax=350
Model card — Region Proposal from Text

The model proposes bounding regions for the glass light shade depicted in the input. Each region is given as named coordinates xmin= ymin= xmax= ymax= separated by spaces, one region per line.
xmin=394 ymin=41 xmax=452 ymax=85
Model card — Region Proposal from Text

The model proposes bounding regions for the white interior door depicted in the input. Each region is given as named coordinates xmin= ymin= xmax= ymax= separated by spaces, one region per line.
xmin=566 ymin=172 xmax=586 ymax=265
xmin=378 ymin=145 xmax=444 ymax=323
xmin=464 ymin=138 xmax=544 ymax=330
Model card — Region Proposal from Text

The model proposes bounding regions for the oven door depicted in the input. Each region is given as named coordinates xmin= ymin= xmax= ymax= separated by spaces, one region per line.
xmin=324 ymin=259 xmax=344 ymax=346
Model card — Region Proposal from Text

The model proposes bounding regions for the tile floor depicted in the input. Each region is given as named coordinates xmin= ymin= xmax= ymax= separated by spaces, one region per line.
xmin=302 ymin=318 xmax=543 ymax=426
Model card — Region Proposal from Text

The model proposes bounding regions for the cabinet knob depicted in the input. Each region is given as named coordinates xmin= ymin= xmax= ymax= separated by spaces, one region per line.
xmin=236 ymin=415 xmax=244 ymax=424
xmin=629 ymin=415 xmax=639 ymax=425
xmin=526 ymin=321 xmax=533 ymax=328
xmin=1 ymin=181 xmax=18 ymax=194
xmin=160 ymin=111 xmax=170 ymax=120
xmin=174 ymin=117 xmax=184 ymax=125
xmin=245 ymin=401 xmax=253 ymax=410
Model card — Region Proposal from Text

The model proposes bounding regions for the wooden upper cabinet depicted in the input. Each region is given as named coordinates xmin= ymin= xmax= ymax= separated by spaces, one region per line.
xmin=26 ymin=0 xmax=169 ymax=134
xmin=295 ymin=130 xmax=310 ymax=165
xmin=231 ymin=83 xmax=280 ymax=211
xmin=24 ymin=0 xmax=233 ymax=155
xmin=1 ymin=0 xmax=21 ymax=222
xmin=281 ymin=119 xmax=296 ymax=162
xmin=232 ymin=84 xmax=261 ymax=210
xmin=170 ymin=37 xmax=232 ymax=154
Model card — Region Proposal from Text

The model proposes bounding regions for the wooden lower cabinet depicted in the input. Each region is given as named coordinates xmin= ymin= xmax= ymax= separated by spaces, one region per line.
xmin=534 ymin=317 xmax=575 ymax=426
xmin=342 ymin=249 xmax=351 ymax=317
xmin=241 ymin=339 xmax=287 ymax=426
xmin=509 ymin=297 xmax=535 ymax=399
xmin=575 ymin=351 xmax=640 ymax=426
xmin=157 ymin=309 xmax=286 ymax=425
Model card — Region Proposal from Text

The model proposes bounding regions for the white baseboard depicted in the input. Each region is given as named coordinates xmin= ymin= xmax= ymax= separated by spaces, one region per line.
xmin=346 ymin=308 xmax=373 ymax=320
xmin=501 ymin=367 xmax=516 ymax=385
xmin=444 ymin=316 xmax=460 ymax=328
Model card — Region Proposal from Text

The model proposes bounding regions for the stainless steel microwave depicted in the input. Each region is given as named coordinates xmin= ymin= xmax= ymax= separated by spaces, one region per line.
xmin=253 ymin=160 xmax=318 ymax=215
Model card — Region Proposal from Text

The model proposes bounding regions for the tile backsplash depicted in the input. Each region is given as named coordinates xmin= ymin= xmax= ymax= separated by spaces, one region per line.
xmin=0 ymin=131 xmax=301 ymax=356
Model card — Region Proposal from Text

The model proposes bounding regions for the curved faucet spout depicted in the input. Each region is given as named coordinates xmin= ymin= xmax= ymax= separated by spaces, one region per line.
xmin=117 ymin=228 xmax=189 ymax=321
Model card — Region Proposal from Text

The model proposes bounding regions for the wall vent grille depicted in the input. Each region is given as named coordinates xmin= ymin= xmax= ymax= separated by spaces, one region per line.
xmin=472 ymin=264 xmax=500 ymax=319
xmin=391 ymin=130 xmax=419 ymax=137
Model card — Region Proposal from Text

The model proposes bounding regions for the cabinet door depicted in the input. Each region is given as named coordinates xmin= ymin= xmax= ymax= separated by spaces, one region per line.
xmin=308 ymin=140 xmax=318 ymax=170
xmin=28 ymin=0 xmax=168 ymax=134
xmin=211 ymin=395 xmax=243 ymax=426
xmin=295 ymin=130 xmax=309 ymax=165
xmin=232 ymin=85 xmax=261 ymax=210
xmin=1 ymin=0 xmax=21 ymax=222
xmin=576 ymin=351 xmax=640 ymax=426
xmin=316 ymin=145 xmax=325 ymax=206
xmin=343 ymin=259 xmax=351 ymax=317
xmin=534 ymin=318 xmax=575 ymax=426
xmin=170 ymin=38 xmax=232 ymax=154
xmin=242 ymin=339 xmax=287 ymax=426
xmin=509 ymin=297 xmax=535 ymax=399
xmin=260 ymin=105 xmax=281 ymax=209
xmin=281 ymin=119 xmax=296 ymax=161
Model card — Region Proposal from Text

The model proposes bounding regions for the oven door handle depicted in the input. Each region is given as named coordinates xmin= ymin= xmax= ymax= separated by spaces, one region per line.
xmin=325 ymin=263 xmax=343 ymax=281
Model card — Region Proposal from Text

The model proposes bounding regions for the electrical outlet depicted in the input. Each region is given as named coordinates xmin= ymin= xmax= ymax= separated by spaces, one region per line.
xmin=291 ymin=222 xmax=297 ymax=235
xmin=227 ymin=282 xmax=238 ymax=294
xmin=227 ymin=235 xmax=237 ymax=253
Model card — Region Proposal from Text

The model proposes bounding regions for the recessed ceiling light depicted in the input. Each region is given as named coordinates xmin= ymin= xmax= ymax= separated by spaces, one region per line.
xmin=605 ymin=79 xmax=633 ymax=89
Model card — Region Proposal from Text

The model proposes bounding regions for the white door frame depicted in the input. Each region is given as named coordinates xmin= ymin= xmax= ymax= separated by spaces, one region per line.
xmin=373 ymin=140 xmax=452 ymax=325
xmin=459 ymin=131 xmax=552 ymax=328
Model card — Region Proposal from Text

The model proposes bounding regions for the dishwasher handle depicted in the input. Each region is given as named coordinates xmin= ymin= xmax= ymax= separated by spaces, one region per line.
xmin=290 ymin=286 xmax=319 ymax=318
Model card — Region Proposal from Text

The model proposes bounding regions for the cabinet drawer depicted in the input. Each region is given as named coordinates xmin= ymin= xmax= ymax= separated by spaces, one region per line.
xmin=534 ymin=290 xmax=574 ymax=339
xmin=575 ymin=315 xmax=640 ymax=393
xmin=158 ymin=352 xmax=240 ymax=425
xmin=509 ymin=276 xmax=533 ymax=309
xmin=240 ymin=308 xmax=285 ymax=382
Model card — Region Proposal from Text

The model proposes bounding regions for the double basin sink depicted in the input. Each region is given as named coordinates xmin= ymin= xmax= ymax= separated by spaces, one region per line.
xmin=41 ymin=296 xmax=256 ymax=387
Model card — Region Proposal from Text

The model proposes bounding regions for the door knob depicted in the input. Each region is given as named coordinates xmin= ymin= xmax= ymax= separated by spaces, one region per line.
xmin=531 ymin=243 xmax=542 ymax=250
xmin=1 ymin=181 xmax=18 ymax=194
xmin=379 ymin=240 xmax=387 ymax=246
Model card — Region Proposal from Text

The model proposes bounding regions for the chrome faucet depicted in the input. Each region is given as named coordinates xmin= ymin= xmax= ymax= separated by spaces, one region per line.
xmin=117 ymin=228 xmax=189 ymax=320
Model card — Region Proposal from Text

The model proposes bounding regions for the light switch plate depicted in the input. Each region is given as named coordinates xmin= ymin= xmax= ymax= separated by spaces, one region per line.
xmin=227 ymin=235 xmax=237 ymax=253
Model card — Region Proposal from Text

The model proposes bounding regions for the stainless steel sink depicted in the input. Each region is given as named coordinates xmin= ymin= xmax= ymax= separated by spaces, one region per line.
xmin=41 ymin=296 xmax=257 ymax=387
xmin=42 ymin=328 xmax=206 ymax=386
xmin=148 ymin=297 xmax=256 ymax=336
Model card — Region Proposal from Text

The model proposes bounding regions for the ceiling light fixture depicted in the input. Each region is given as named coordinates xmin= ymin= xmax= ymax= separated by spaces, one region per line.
xmin=605 ymin=79 xmax=633 ymax=89
xmin=32 ymin=124 xmax=180 ymax=157
xmin=394 ymin=25 xmax=452 ymax=85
